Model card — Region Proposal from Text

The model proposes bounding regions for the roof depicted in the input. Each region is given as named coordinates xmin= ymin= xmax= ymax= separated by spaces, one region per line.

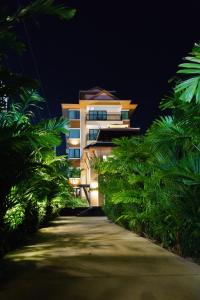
xmin=61 ymin=87 xmax=137 ymax=109
xmin=84 ymin=142 xmax=114 ymax=149
xmin=97 ymin=128 xmax=140 ymax=142
xmin=84 ymin=128 xmax=140 ymax=150
xmin=79 ymin=87 xmax=120 ymax=100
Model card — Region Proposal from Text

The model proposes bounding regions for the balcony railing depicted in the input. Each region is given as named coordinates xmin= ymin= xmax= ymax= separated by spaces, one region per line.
xmin=86 ymin=113 xmax=123 ymax=121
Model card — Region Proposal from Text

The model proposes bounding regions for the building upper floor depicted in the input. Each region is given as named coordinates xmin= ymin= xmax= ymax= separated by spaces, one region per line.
xmin=61 ymin=87 xmax=137 ymax=123
xmin=61 ymin=87 xmax=138 ymax=159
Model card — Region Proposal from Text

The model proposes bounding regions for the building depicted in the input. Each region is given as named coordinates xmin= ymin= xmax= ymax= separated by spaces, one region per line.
xmin=61 ymin=87 xmax=139 ymax=206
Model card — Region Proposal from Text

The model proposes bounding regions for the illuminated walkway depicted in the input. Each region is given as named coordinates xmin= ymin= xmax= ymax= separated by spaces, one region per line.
xmin=1 ymin=217 xmax=200 ymax=300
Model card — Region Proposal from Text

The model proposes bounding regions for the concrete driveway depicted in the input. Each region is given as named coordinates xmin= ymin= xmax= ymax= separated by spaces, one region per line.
xmin=0 ymin=216 xmax=200 ymax=300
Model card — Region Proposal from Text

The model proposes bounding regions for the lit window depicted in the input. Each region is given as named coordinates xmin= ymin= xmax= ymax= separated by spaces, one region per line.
xmin=69 ymin=129 xmax=80 ymax=138
xmin=68 ymin=110 xmax=80 ymax=119
xmin=121 ymin=111 xmax=129 ymax=120
xmin=68 ymin=148 xmax=80 ymax=158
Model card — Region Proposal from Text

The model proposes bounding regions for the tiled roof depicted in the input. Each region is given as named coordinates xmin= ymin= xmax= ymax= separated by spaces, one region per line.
xmin=79 ymin=87 xmax=119 ymax=100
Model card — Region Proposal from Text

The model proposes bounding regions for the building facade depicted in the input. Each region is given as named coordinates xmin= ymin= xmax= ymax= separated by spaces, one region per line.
xmin=61 ymin=87 xmax=139 ymax=206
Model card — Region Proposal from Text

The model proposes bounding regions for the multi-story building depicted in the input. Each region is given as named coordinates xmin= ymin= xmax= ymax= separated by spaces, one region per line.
xmin=61 ymin=87 xmax=139 ymax=206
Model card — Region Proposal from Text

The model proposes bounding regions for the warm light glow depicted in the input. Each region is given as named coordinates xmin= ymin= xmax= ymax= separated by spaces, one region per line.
xmin=69 ymin=178 xmax=80 ymax=186
xmin=90 ymin=190 xmax=99 ymax=206
xmin=90 ymin=181 xmax=98 ymax=189
xmin=69 ymin=138 xmax=80 ymax=146
xmin=108 ymin=124 xmax=128 ymax=128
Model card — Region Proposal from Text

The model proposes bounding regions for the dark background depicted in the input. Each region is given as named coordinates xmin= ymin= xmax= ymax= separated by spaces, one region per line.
xmin=4 ymin=1 xmax=200 ymax=151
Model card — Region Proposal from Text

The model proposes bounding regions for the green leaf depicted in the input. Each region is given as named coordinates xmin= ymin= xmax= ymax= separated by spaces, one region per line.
xmin=178 ymin=63 xmax=200 ymax=69
xmin=195 ymin=81 xmax=200 ymax=103
xmin=175 ymin=77 xmax=200 ymax=102
xmin=15 ymin=0 xmax=76 ymax=21
xmin=185 ymin=56 xmax=200 ymax=64
xmin=175 ymin=77 xmax=199 ymax=93
xmin=177 ymin=69 xmax=200 ymax=74
xmin=179 ymin=78 xmax=199 ymax=102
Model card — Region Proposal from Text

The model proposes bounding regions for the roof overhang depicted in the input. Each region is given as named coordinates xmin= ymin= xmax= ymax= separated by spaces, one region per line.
xmin=61 ymin=101 xmax=137 ymax=110
xmin=84 ymin=142 xmax=114 ymax=150
xmin=97 ymin=128 xmax=140 ymax=142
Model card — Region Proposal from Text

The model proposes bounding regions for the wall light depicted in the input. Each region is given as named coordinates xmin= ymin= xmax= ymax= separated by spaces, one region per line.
xmin=90 ymin=181 xmax=98 ymax=189
xmin=69 ymin=178 xmax=80 ymax=186
xmin=69 ymin=138 xmax=80 ymax=146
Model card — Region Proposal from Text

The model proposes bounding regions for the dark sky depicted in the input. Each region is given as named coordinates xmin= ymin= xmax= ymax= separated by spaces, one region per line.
xmin=6 ymin=1 xmax=200 ymax=134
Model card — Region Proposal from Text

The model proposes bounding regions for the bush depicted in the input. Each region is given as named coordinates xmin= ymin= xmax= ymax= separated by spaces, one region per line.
xmin=96 ymin=43 xmax=200 ymax=261
xmin=65 ymin=197 xmax=89 ymax=208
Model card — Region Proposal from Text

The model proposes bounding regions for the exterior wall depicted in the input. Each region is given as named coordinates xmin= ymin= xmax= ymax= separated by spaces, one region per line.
xmin=86 ymin=120 xmax=124 ymax=126
xmin=70 ymin=159 xmax=80 ymax=168
xmin=61 ymin=89 xmax=138 ymax=206
xmin=61 ymin=107 xmax=81 ymax=192
xmin=70 ymin=120 xmax=80 ymax=128
xmin=83 ymin=146 xmax=113 ymax=206
xmin=123 ymin=120 xmax=130 ymax=126
xmin=80 ymin=107 xmax=86 ymax=156
xmin=86 ymin=104 xmax=121 ymax=112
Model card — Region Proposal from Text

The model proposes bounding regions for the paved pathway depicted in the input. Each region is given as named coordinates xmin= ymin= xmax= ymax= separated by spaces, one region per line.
xmin=1 ymin=216 xmax=200 ymax=300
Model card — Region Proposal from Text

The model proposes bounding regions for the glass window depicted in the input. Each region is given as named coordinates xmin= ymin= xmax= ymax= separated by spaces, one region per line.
xmin=88 ymin=129 xmax=99 ymax=140
xmin=99 ymin=111 xmax=107 ymax=120
xmin=68 ymin=110 xmax=80 ymax=119
xmin=121 ymin=111 xmax=129 ymax=120
xmin=69 ymin=129 xmax=80 ymax=138
xmin=88 ymin=111 xmax=107 ymax=120
xmin=68 ymin=148 xmax=80 ymax=158
xmin=89 ymin=111 xmax=97 ymax=120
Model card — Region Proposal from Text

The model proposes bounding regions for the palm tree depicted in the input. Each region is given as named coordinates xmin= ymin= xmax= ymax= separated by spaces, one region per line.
xmin=0 ymin=0 xmax=76 ymax=229
xmin=0 ymin=89 xmax=71 ymax=230
xmin=95 ymin=43 xmax=200 ymax=258
xmin=0 ymin=0 xmax=76 ymax=109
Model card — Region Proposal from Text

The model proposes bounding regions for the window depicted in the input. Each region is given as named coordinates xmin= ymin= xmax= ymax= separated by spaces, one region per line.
xmin=68 ymin=110 xmax=80 ymax=119
xmin=88 ymin=111 xmax=107 ymax=120
xmin=68 ymin=148 xmax=80 ymax=158
xmin=69 ymin=129 xmax=80 ymax=138
xmin=88 ymin=129 xmax=99 ymax=140
xmin=121 ymin=111 xmax=129 ymax=120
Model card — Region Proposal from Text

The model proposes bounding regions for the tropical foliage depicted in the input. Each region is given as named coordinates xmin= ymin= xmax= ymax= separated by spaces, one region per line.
xmin=0 ymin=0 xmax=76 ymax=106
xmin=0 ymin=89 xmax=74 ymax=256
xmin=0 ymin=1 xmax=76 ymax=256
xmin=96 ymin=43 xmax=200 ymax=260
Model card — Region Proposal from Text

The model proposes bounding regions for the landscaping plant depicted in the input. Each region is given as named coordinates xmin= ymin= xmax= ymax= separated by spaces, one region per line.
xmin=96 ymin=43 xmax=200 ymax=260
xmin=0 ymin=1 xmax=76 ymax=256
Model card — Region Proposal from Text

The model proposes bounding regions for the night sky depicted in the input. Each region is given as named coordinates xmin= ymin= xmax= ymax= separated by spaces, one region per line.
xmin=6 ymin=1 xmax=200 ymax=145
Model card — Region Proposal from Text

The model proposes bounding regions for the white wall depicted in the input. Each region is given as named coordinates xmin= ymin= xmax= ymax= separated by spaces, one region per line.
xmin=86 ymin=105 xmax=122 ymax=113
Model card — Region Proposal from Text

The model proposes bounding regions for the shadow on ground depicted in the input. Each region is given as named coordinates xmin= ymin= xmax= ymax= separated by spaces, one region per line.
xmin=0 ymin=216 xmax=200 ymax=300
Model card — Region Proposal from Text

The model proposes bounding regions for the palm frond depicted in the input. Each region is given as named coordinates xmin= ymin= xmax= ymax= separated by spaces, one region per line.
xmin=14 ymin=0 xmax=76 ymax=21
xmin=175 ymin=43 xmax=200 ymax=103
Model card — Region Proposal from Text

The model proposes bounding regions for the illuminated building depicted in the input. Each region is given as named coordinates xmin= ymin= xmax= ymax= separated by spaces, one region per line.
xmin=61 ymin=87 xmax=139 ymax=206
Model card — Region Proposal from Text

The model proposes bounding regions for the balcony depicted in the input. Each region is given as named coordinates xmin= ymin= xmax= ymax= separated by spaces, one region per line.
xmin=86 ymin=113 xmax=123 ymax=121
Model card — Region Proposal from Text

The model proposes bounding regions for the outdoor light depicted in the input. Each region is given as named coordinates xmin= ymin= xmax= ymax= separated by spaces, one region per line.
xmin=69 ymin=178 xmax=80 ymax=186
xmin=69 ymin=138 xmax=80 ymax=146
xmin=90 ymin=181 xmax=98 ymax=189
